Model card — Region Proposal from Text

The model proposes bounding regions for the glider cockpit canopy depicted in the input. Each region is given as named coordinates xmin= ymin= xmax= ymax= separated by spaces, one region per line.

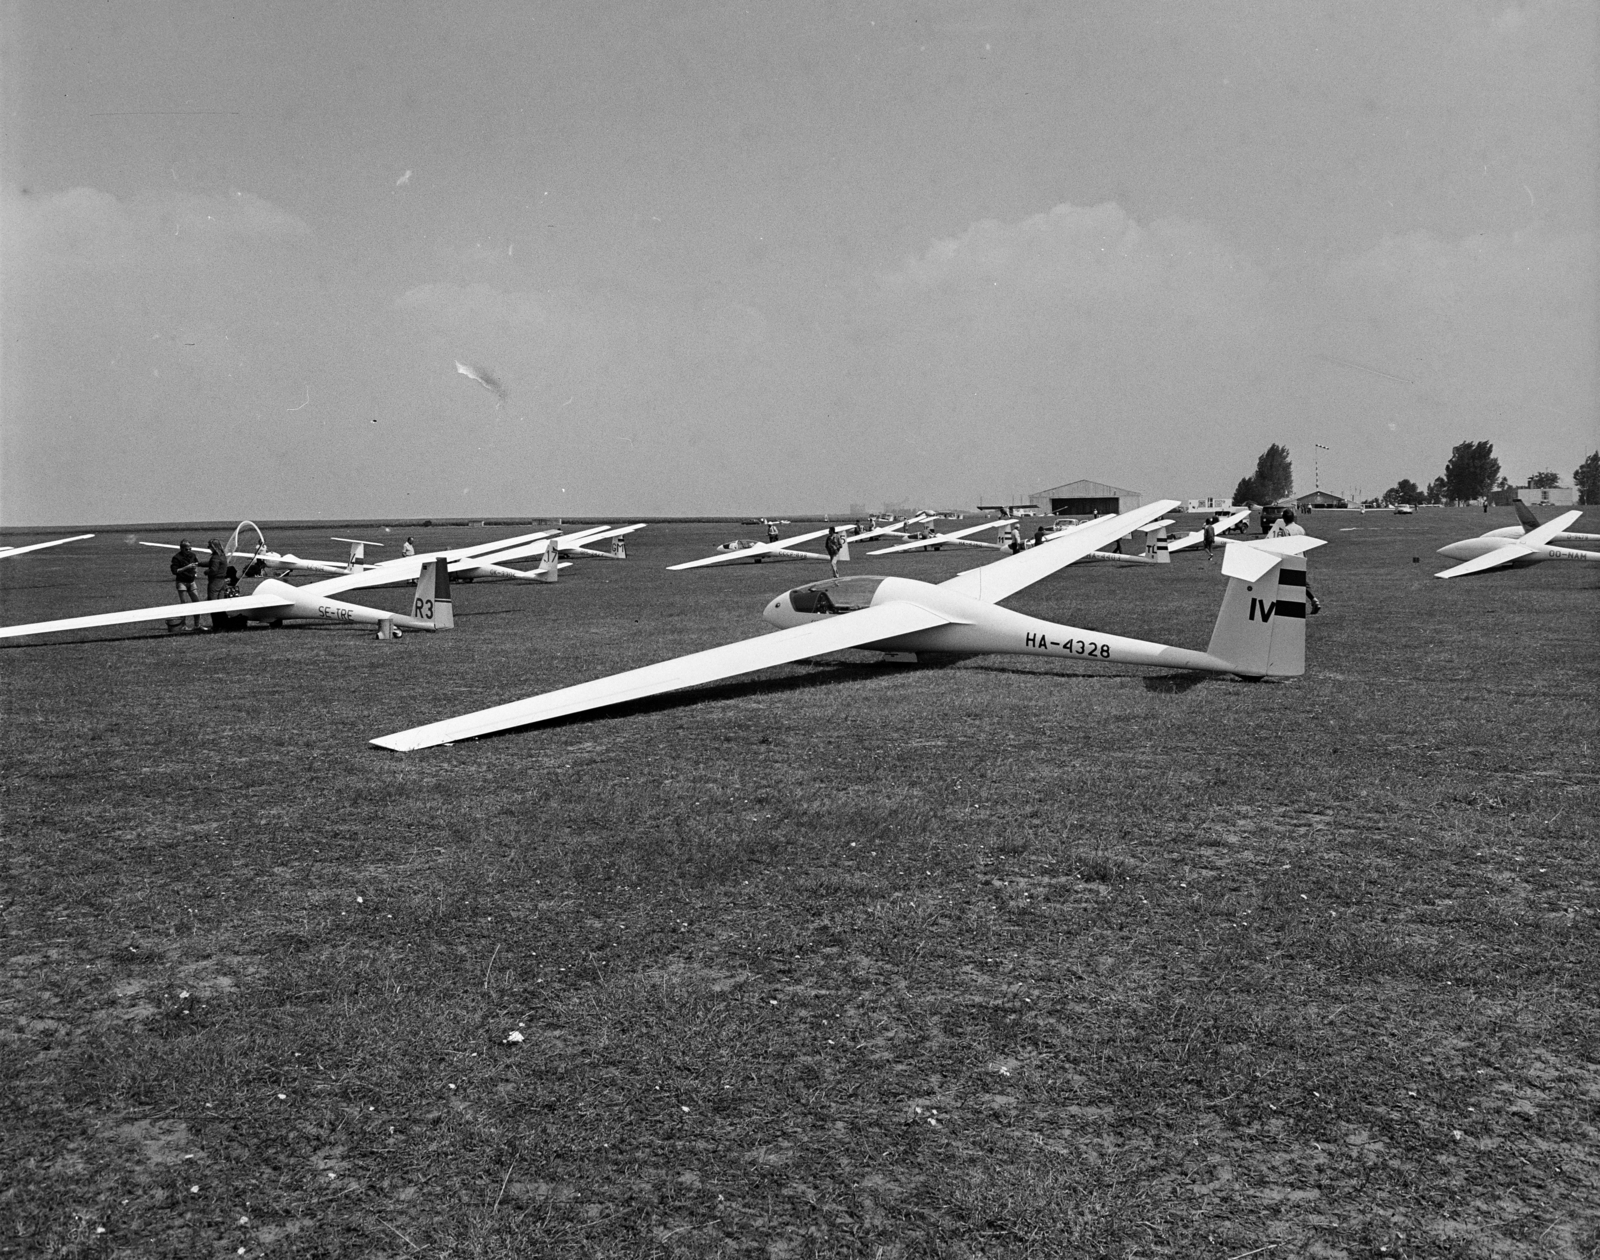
xmin=785 ymin=576 xmax=886 ymax=615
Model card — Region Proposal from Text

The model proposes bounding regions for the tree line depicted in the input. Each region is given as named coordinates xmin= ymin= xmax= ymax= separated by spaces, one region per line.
xmin=1229 ymin=441 xmax=1600 ymax=507
xmin=1378 ymin=442 xmax=1600 ymax=507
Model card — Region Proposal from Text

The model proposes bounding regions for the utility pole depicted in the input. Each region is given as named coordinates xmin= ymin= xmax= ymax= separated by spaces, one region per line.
xmin=1314 ymin=443 xmax=1330 ymax=493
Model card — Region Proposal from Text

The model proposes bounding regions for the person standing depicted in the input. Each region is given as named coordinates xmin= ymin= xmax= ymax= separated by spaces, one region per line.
xmin=1202 ymin=517 xmax=1216 ymax=564
xmin=824 ymin=525 xmax=844 ymax=577
xmin=766 ymin=520 xmax=780 ymax=544
xmin=401 ymin=536 xmax=416 ymax=557
xmin=204 ymin=539 xmax=229 ymax=630
xmin=167 ymin=540 xmax=201 ymax=632
xmin=1268 ymin=511 xmax=1320 ymax=611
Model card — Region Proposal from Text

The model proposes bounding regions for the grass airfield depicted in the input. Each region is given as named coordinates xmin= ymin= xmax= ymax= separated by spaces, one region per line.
xmin=2 ymin=509 xmax=1596 ymax=1259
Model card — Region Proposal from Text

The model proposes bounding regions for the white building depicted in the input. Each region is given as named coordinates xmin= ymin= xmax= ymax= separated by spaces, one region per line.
xmin=1517 ymin=485 xmax=1577 ymax=507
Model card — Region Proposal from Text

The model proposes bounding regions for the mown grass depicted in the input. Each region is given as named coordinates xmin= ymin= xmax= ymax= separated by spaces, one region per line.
xmin=2 ymin=511 xmax=1596 ymax=1258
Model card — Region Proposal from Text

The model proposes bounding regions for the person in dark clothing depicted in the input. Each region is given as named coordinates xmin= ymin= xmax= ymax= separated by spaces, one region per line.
xmin=204 ymin=539 xmax=229 ymax=630
xmin=1202 ymin=518 xmax=1216 ymax=564
xmin=214 ymin=565 xmax=247 ymax=631
xmin=824 ymin=526 xmax=844 ymax=577
xmin=1032 ymin=525 xmax=1046 ymax=548
xmin=167 ymin=540 xmax=201 ymax=632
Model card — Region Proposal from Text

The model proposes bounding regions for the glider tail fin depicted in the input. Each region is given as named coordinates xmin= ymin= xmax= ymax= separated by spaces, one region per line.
xmin=534 ymin=539 xmax=560 ymax=583
xmin=1513 ymin=499 xmax=1540 ymax=532
xmin=1204 ymin=551 xmax=1306 ymax=678
xmin=412 ymin=560 xmax=454 ymax=630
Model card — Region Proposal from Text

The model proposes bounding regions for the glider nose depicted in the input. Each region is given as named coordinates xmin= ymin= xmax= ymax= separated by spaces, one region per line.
xmin=763 ymin=595 xmax=792 ymax=628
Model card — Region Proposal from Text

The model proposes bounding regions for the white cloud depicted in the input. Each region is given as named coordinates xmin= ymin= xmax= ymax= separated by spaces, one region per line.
xmin=3 ymin=186 xmax=310 ymax=272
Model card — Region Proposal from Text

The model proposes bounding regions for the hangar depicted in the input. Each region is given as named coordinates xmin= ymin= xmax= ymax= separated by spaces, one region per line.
xmin=1030 ymin=479 xmax=1144 ymax=517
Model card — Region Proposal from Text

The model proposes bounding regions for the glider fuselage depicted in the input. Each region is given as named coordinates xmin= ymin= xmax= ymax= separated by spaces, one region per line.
xmin=247 ymin=578 xmax=438 ymax=629
xmin=1436 ymin=537 xmax=1599 ymax=566
xmin=762 ymin=575 xmax=1235 ymax=673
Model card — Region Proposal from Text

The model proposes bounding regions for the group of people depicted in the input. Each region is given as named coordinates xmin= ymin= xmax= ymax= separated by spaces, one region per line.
xmin=165 ymin=539 xmax=242 ymax=633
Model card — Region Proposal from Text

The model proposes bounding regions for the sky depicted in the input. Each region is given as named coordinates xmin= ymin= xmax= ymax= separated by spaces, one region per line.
xmin=2 ymin=1 xmax=1595 ymax=525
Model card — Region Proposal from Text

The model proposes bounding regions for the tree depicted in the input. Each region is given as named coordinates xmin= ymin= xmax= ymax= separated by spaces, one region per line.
xmin=1425 ymin=476 xmax=1448 ymax=505
xmin=1527 ymin=470 xmax=1561 ymax=489
xmin=1383 ymin=478 xmax=1423 ymax=506
xmin=1234 ymin=445 xmax=1294 ymax=503
xmin=1443 ymin=441 xmax=1500 ymax=503
xmin=1576 ymin=452 xmax=1600 ymax=505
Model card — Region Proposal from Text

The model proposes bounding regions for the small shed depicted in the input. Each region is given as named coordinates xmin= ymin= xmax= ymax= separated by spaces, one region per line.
xmin=1030 ymin=479 xmax=1143 ymax=517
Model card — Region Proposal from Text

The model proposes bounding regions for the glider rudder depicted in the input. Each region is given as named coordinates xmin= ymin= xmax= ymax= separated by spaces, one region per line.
xmin=413 ymin=560 xmax=454 ymax=630
xmin=1204 ymin=547 xmax=1305 ymax=678
xmin=534 ymin=539 xmax=560 ymax=582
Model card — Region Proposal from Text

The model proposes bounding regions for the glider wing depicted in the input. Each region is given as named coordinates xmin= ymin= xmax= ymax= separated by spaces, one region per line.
xmin=1167 ymin=509 xmax=1249 ymax=552
xmin=1517 ymin=510 xmax=1584 ymax=548
xmin=371 ymin=600 xmax=954 ymax=751
xmin=667 ymin=527 xmax=834 ymax=570
xmin=0 ymin=533 xmax=95 ymax=559
xmin=868 ymin=519 xmax=1016 ymax=555
xmin=0 ymin=592 xmax=292 ymax=642
xmin=938 ymin=501 xmax=1181 ymax=604
xmin=1434 ymin=544 xmax=1532 ymax=579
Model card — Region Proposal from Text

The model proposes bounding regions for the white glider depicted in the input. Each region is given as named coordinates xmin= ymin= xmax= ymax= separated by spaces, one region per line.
xmin=312 ymin=528 xmax=568 ymax=588
xmin=1167 ymin=509 xmax=1252 ymax=552
xmin=0 ymin=533 xmax=95 ymax=560
xmin=482 ymin=524 xmax=647 ymax=568
xmin=867 ymin=518 xmax=1018 ymax=555
xmin=374 ymin=502 xmax=1326 ymax=751
xmin=1483 ymin=501 xmax=1600 ymax=544
xmin=0 ymin=560 xmax=455 ymax=643
xmin=1079 ymin=519 xmax=1176 ymax=566
xmin=669 ymin=516 xmax=931 ymax=571
xmin=139 ymin=537 xmax=379 ymax=577
xmin=1434 ymin=510 xmax=1599 ymax=578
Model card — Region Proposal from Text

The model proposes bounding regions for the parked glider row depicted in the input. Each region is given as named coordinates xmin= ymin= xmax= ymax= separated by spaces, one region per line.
xmin=4 ymin=503 xmax=1594 ymax=752
xmin=0 ymin=524 xmax=645 ymax=643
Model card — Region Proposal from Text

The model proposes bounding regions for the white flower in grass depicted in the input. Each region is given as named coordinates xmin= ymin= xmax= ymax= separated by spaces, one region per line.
xmin=505 ymin=1030 xmax=524 ymax=1044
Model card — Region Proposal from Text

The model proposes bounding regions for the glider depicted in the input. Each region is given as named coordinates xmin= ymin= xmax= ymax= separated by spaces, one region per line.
xmin=481 ymin=524 xmax=647 ymax=568
xmin=1166 ymin=509 xmax=1252 ymax=552
xmin=0 ymin=533 xmax=95 ymax=560
xmin=315 ymin=528 xmax=568 ymax=588
xmin=1078 ymin=519 xmax=1175 ymax=566
xmin=373 ymin=501 xmax=1325 ymax=751
xmin=867 ymin=518 xmax=1019 ymax=555
xmin=0 ymin=560 xmax=454 ymax=643
xmin=1435 ymin=510 xmax=1600 ymax=578
xmin=668 ymin=516 xmax=932 ymax=571
xmin=139 ymin=529 xmax=383 ymax=577
xmin=1482 ymin=501 xmax=1600 ymax=544
xmin=455 ymin=361 xmax=507 ymax=405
